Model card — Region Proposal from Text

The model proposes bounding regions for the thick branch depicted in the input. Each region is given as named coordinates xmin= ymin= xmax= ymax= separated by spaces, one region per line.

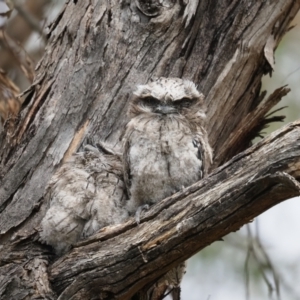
xmin=49 ymin=121 xmax=300 ymax=299
xmin=0 ymin=0 xmax=298 ymax=239
xmin=0 ymin=1 xmax=299 ymax=299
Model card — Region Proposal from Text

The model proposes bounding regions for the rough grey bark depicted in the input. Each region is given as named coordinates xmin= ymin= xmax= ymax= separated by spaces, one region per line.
xmin=50 ymin=121 xmax=300 ymax=300
xmin=0 ymin=0 xmax=299 ymax=299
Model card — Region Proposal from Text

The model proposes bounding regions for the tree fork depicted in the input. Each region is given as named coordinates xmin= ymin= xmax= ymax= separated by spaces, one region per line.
xmin=0 ymin=0 xmax=299 ymax=299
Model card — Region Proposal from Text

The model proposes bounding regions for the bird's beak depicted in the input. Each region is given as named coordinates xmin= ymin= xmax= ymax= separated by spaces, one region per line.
xmin=155 ymin=105 xmax=177 ymax=114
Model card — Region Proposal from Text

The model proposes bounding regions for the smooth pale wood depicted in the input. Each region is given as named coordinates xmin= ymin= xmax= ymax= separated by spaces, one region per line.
xmin=0 ymin=0 xmax=299 ymax=299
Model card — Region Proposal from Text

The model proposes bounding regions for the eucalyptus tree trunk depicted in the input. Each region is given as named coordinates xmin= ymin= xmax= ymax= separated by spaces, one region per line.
xmin=0 ymin=0 xmax=300 ymax=299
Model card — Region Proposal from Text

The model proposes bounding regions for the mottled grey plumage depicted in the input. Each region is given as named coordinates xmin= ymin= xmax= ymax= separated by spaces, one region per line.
xmin=40 ymin=145 xmax=128 ymax=255
xmin=124 ymin=77 xmax=212 ymax=214
xmin=123 ymin=77 xmax=212 ymax=299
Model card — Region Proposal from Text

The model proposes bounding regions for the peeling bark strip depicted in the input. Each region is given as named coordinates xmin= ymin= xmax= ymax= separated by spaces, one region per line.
xmin=0 ymin=0 xmax=299 ymax=299
xmin=49 ymin=121 xmax=300 ymax=299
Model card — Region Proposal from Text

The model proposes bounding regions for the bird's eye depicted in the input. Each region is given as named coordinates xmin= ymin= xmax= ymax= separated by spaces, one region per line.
xmin=173 ymin=97 xmax=195 ymax=108
xmin=140 ymin=97 xmax=161 ymax=107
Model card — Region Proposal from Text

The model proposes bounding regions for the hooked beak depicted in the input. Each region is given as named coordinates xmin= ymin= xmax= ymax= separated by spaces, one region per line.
xmin=155 ymin=105 xmax=177 ymax=115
